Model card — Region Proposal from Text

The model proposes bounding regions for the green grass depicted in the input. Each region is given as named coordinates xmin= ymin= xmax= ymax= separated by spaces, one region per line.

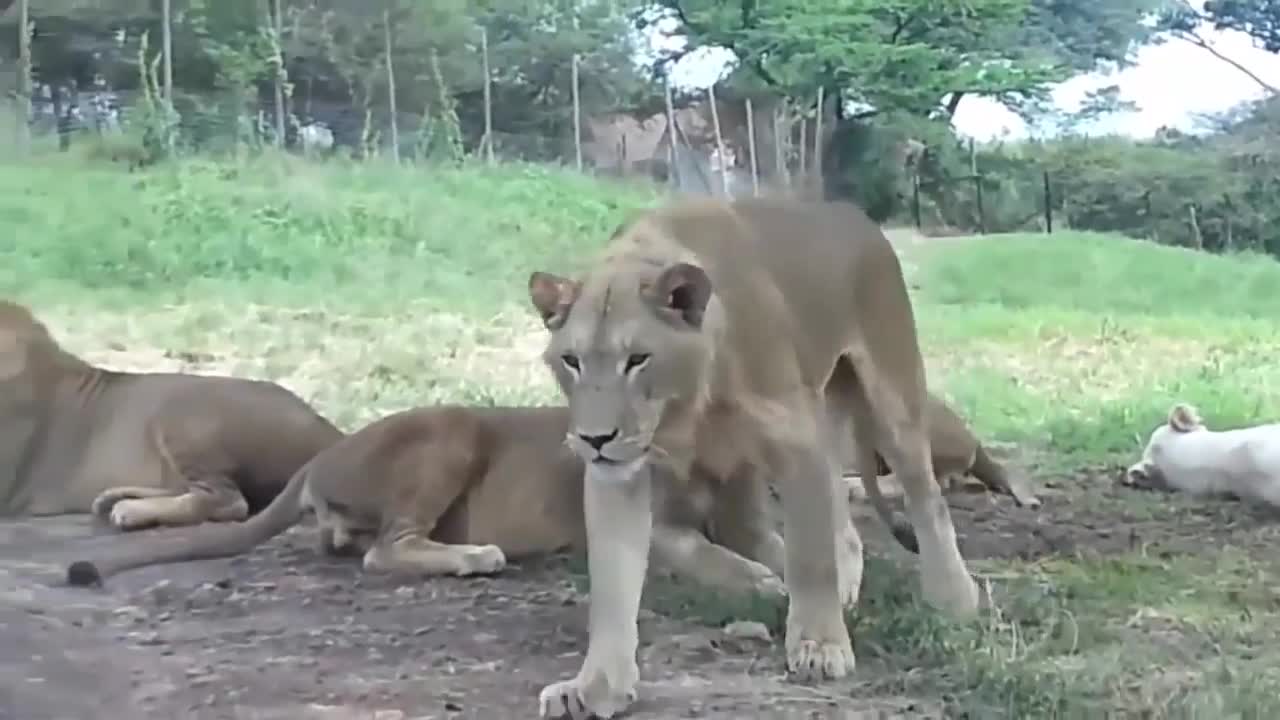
xmin=906 ymin=232 xmax=1280 ymax=470
xmin=5 ymin=153 xmax=1280 ymax=717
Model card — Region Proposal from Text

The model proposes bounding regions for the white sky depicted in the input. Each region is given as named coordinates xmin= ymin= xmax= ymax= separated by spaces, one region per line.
xmin=641 ymin=10 xmax=1280 ymax=141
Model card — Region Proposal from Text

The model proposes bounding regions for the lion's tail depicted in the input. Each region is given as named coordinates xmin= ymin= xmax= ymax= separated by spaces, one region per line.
xmin=971 ymin=444 xmax=1041 ymax=509
xmin=65 ymin=463 xmax=313 ymax=588
xmin=861 ymin=475 xmax=920 ymax=554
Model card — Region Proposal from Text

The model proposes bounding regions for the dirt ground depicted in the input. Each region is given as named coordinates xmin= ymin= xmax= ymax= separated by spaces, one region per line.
xmin=3 ymin=463 xmax=1277 ymax=720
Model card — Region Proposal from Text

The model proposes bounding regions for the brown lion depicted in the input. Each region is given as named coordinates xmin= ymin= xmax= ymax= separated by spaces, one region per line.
xmin=846 ymin=384 xmax=1042 ymax=553
xmin=0 ymin=300 xmax=342 ymax=530
xmin=527 ymin=196 xmax=979 ymax=718
xmin=66 ymin=405 xmax=789 ymax=602
xmin=64 ymin=396 xmax=1034 ymax=589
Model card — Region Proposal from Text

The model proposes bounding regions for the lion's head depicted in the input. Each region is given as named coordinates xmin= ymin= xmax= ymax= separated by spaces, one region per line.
xmin=1123 ymin=402 xmax=1206 ymax=490
xmin=0 ymin=301 xmax=85 ymax=384
xmin=528 ymin=233 xmax=719 ymax=479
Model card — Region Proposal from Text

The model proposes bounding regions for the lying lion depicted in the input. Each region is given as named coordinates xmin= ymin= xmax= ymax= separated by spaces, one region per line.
xmin=526 ymin=195 xmax=978 ymax=718
xmin=0 ymin=300 xmax=342 ymax=530
xmin=1123 ymin=402 xmax=1280 ymax=507
xmin=66 ymin=392 xmax=1030 ymax=588
xmin=848 ymin=387 xmax=1042 ymax=553
xmin=67 ymin=405 xmax=789 ymax=603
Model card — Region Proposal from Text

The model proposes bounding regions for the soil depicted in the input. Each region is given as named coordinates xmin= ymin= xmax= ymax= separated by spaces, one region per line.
xmin=2 ymin=464 xmax=1277 ymax=720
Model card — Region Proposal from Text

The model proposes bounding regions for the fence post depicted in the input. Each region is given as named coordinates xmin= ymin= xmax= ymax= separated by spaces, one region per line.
xmin=663 ymin=77 xmax=679 ymax=190
xmin=813 ymin=86 xmax=824 ymax=194
xmin=571 ymin=53 xmax=583 ymax=171
xmin=970 ymin=138 xmax=985 ymax=234
xmin=798 ymin=118 xmax=807 ymax=179
xmin=744 ymin=98 xmax=759 ymax=196
xmin=1042 ymin=170 xmax=1053 ymax=234
xmin=707 ymin=83 xmax=729 ymax=196
xmin=912 ymin=172 xmax=922 ymax=230
xmin=482 ymin=28 xmax=495 ymax=165
xmin=773 ymin=101 xmax=789 ymax=188
xmin=383 ymin=8 xmax=400 ymax=164
xmin=15 ymin=0 xmax=31 ymax=153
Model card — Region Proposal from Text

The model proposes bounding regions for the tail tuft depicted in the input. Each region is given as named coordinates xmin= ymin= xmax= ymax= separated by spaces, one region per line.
xmin=66 ymin=560 xmax=103 ymax=588
xmin=890 ymin=522 xmax=920 ymax=554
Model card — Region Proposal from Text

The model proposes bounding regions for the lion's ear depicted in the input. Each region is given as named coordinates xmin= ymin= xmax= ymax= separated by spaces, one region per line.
xmin=649 ymin=262 xmax=712 ymax=329
xmin=528 ymin=272 xmax=580 ymax=330
xmin=1168 ymin=403 xmax=1202 ymax=432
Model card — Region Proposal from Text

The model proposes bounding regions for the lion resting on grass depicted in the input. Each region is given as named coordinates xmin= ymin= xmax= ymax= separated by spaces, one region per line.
xmin=526 ymin=195 xmax=979 ymax=718
xmin=846 ymin=379 xmax=1042 ymax=553
xmin=1123 ymin=402 xmax=1280 ymax=507
xmin=0 ymin=300 xmax=342 ymax=530
xmin=66 ymin=405 xmax=789 ymax=601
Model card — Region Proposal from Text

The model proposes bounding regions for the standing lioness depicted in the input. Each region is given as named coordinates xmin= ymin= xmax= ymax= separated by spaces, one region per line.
xmin=528 ymin=196 xmax=978 ymax=719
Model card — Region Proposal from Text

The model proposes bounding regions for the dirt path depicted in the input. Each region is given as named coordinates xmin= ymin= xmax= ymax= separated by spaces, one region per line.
xmin=6 ymin=462 xmax=1275 ymax=720
xmin=0 ymin=516 xmax=936 ymax=720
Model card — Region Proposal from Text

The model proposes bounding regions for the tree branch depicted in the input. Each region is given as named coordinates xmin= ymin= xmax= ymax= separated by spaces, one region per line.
xmin=889 ymin=11 xmax=916 ymax=44
xmin=944 ymin=91 xmax=965 ymax=117
xmin=1173 ymin=29 xmax=1279 ymax=95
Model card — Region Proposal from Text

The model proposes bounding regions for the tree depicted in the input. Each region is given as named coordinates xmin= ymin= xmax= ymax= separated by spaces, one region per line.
xmin=1160 ymin=1 xmax=1280 ymax=95
xmin=646 ymin=0 xmax=1161 ymax=121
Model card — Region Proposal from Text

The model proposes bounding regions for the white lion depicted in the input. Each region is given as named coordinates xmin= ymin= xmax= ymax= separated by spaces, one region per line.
xmin=1124 ymin=402 xmax=1280 ymax=508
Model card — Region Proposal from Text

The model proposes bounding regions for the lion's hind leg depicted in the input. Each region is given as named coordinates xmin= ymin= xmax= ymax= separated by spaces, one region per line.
xmin=361 ymin=430 xmax=505 ymax=577
xmin=843 ymin=354 xmax=978 ymax=617
xmin=702 ymin=467 xmax=787 ymax=578
xmin=91 ymin=486 xmax=176 ymax=520
xmin=650 ymin=523 xmax=786 ymax=599
xmin=103 ymin=475 xmax=249 ymax=531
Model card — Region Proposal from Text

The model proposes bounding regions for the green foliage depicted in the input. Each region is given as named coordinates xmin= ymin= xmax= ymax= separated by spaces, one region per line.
xmin=1164 ymin=0 xmax=1280 ymax=53
xmin=651 ymin=0 xmax=1069 ymax=115
xmin=0 ymin=155 xmax=658 ymax=315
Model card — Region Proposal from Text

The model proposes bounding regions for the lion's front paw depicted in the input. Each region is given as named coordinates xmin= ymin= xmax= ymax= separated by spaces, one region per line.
xmin=786 ymin=634 xmax=856 ymax=682
xmin=753 ymin=570 xmax=788 ymax=600
xmin=458 ymin=544 xmax=507 ymax=576
xmin=538 ymin=668 xmax=638 ymax=720
xmin=924 ymin=572 xmax=980 ymax=617
xmin=91 ymin=489 xmax=132 ymax=519
xmin=108 ymin=500 xmax=155 ymax=531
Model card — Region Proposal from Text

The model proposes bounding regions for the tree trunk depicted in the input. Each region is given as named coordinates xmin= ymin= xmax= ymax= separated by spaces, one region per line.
xmin=383 ymin=4 xmax=399 ymax=163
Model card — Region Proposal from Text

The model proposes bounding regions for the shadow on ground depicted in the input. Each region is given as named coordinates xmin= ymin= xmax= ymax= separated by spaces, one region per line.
xmin=0 ymin=515 xmax=932 ymax=720
xmin=3 ymin=461 xmax=1279 ymax=720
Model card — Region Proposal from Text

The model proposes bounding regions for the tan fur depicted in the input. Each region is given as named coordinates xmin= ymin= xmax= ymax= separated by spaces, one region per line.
xmin=66 ymin=405 xmax=788 ymax=601
xmin=527 ymin=196 xmax=979 ymax=718
xmin=0 ymin=300 xmax=342 ymax=530
xmin=844 ymin=388 xmax=1042 ymax=552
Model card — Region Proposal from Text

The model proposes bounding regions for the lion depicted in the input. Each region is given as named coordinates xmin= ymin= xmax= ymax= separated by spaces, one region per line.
xmin=0 ymin=300 xmax=342 ymax=530
xmin=526 ymin=196 xmax=979 ymax=719
xmin=1122 ymin=402 xmax=1280 ymax=507
xmin=844 ymin=382 xmax=1042 ymax=553
xmin=66 ymin=405 xmax=788 ymax=603
xmin=64 ymin=394 xmax=1036 ymax=588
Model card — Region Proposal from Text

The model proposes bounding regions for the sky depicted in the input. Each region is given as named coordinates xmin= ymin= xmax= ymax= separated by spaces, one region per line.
xmin=641 ymin=8 xmax=1280 ymax=142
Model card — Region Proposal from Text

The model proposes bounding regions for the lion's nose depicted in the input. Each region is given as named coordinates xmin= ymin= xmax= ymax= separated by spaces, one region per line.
xmin=578 ymin=430 xmax=618 ymax=451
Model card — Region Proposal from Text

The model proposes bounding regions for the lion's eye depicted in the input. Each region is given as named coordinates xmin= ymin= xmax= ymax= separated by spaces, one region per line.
xmin=624 ymin=353 xmax=651 ymax=374
xmin=560 ymin=354 xmax=581 ymax=372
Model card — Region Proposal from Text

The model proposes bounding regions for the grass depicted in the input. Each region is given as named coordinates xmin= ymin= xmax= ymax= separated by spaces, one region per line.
xmin=5 ymin=151 xmax=1280 ymax=717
